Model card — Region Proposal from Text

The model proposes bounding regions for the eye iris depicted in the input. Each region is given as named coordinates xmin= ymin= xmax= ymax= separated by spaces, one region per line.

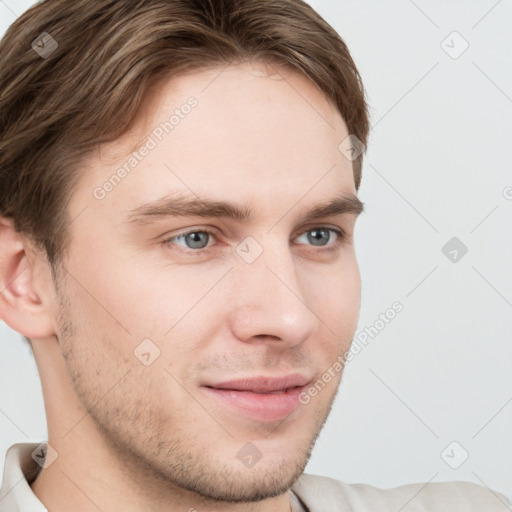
xmin=185 ymin=232 xmax=209 ymax=249
xmin=308 ymin=229 xmax=330 ymax=246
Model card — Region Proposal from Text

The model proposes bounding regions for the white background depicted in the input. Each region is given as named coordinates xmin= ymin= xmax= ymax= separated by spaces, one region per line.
xmin=1 ymin=0 xmax=511 ymax=502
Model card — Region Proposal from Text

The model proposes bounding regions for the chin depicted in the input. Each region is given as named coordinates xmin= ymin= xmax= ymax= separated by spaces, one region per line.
xmin=184 ymin=456 xmax=308 ymax=503
xmin=137 ymin=431 xmax=316 ymax=504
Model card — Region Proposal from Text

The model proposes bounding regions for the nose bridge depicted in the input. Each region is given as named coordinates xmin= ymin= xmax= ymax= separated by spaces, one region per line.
xmin=229 ymin=233 xmax=319 ymax=345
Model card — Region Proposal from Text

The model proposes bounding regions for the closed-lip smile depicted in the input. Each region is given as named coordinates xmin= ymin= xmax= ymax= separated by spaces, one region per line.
xmin=201 ymin=373 xmax=312 ymax=422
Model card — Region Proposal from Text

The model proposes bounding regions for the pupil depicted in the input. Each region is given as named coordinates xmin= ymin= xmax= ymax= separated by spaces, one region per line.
xmin=187 ymin=232 xmax=208 ymax=249
xmin=309 ymin=229 xmax=329 ymax=246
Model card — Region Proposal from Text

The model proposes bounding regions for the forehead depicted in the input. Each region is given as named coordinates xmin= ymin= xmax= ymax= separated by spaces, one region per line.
xmin=71 ymin=61 xmax=355 ymax=222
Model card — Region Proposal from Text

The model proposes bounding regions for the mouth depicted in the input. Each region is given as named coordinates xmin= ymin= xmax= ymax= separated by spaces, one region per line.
xmin=201 ymin=374 xmax=311 ymax=422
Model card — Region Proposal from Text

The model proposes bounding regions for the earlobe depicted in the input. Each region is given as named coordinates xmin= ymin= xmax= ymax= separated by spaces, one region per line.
xmin=0 ymin=217 xmax=56 ymax=339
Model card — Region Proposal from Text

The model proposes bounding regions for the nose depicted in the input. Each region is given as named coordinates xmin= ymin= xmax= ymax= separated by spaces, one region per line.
xmin=228 ymin=237 xmax=319 ymax=348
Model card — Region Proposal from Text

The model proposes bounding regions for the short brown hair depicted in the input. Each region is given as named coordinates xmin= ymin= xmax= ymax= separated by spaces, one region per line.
xmin=0 ymin=0 xmax=369 ymax=270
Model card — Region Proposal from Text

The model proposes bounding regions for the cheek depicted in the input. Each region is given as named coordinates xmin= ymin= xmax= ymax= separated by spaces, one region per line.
xmin=65 ymin=242 xmax=217 ymax=342
xmin=64 ymin=233 xmax=360 ymax=357
xmin=309 ymin=256 xmax=361 ymax=330
xmin=308 ymin=261 xmax=361 ymax=371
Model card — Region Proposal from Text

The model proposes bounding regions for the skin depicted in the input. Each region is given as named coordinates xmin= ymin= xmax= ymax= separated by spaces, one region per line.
xmin=0 ymin=60 xmax=362 ymax=512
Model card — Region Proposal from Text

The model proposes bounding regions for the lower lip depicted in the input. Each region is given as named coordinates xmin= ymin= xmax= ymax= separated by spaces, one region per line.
xmin=201 ymin=386 xmax=305 ymax=422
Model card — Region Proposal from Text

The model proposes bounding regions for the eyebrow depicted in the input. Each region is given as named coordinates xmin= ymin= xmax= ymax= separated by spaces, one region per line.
xmin=125 ymin=192 xmax=364 ymax=226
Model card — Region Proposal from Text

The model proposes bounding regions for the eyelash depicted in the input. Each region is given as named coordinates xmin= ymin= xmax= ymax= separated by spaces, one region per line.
xmin=162 ymin=226 xmax=346 ymax=255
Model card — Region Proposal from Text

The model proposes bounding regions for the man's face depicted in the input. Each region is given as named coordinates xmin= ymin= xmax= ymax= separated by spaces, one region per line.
xmin=52 ymin=61 xmax=361 ymax=501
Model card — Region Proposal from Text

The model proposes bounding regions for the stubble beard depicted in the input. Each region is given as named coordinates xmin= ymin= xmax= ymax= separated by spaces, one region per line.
xmin=53 ymin=278 xmax=341 ymax=504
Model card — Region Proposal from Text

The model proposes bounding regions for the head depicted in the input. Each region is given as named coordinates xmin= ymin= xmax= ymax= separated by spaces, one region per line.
xmin=0 ymin=0 xmax=369 ymax=505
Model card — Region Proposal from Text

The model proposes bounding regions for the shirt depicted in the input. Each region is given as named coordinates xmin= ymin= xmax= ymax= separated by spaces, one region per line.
xmin=1 ymin=442 xmax=511 ymax=512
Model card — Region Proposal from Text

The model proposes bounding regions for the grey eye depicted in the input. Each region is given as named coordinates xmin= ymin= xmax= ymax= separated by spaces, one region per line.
xmin=297 ymin=228 xmax=336 ymax=247
xmin=173 ymin=231 xmax=211 ymax=249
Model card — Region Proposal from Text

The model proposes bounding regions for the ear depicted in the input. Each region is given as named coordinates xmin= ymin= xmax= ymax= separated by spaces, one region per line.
xmin=0 ymin=216 xmax=57 ymax=339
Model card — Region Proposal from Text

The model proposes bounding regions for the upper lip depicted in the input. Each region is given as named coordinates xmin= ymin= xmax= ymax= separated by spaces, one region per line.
xmin=204 ymin=374 xmax=311 ymax=393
